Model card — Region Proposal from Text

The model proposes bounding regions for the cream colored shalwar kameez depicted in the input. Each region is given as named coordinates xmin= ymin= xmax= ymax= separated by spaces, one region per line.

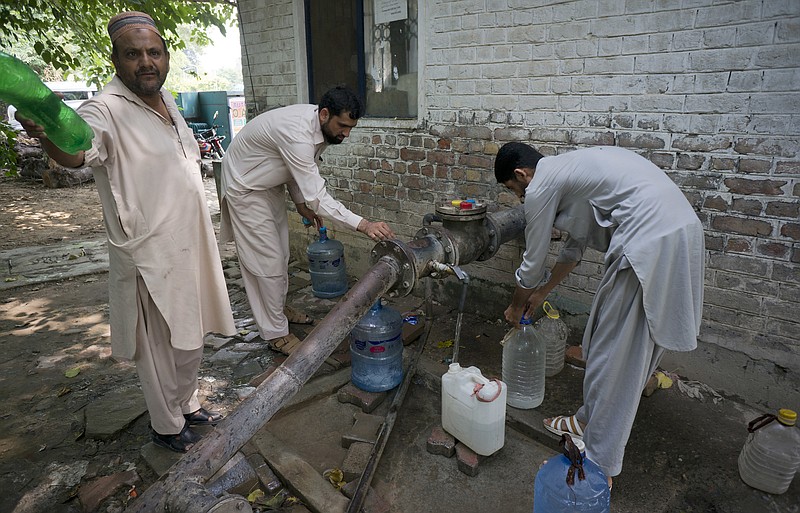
xmin=78 ymin=77 xmax=235 ymax=434
xmin=220 ymin=104 xmax=362 ymax=340
xmin=516 ymin=146 xmax=705 ymax=477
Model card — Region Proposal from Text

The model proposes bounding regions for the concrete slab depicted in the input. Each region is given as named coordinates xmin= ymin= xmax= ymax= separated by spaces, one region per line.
xmin=371 ymin=383 xmax=553 ymax=512
xmin=208 ymin=348 xmax=249 ymax=366
xmin=253 ymin=431 xmax=349 ymax=513
xmin=84 ymin=387 xmax=147 ymax=440
xmin=261 ymin=394 xmax=358 ymax=476
xmin=0 ymin=239 xmax=108 ymax=291
xmin=140 ymin=442 xmax=180 ymax=477
xmin=341 ymin=411 xmax=383 ymax=448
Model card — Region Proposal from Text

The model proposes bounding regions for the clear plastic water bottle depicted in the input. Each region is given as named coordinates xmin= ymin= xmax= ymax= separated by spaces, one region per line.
xmin=350 ymin=299 xmax=404 ymax=392
xmin=738 ymin=408 xmax=800 ymax=495
xmin=307 ymin=226 xmax=348 ymax=298
xmin=534 ymin=435 xmax=611 ymax=513
xmin=534 ymin=301 xmax=569 ymax=377
xmin=0 ymin=51 xmax=94 ymax=154
xmin=502 ymin=314 xmax=546 ymax=409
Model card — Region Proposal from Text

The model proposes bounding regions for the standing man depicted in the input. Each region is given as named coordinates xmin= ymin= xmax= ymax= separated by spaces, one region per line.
xmin=494 ymin=143 xmax=705 ymax=486
xmin=17 ymin=11 xmax=235 ymax=453
xmin=220 ymin=86 xmax=395 ymax=355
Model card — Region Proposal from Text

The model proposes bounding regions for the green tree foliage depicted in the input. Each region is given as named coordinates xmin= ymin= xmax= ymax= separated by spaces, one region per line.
xmin=0 ymin=0 xmax=236 ymax=88
xmin=0 ymin=1 xmax=237 ymax=175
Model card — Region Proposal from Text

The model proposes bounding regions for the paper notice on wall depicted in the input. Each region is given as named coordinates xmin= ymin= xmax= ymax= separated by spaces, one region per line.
xmin=374 ymin=0 xmax=407 ymax=24
xmin=228 ymin=96 xmax=247 ymax=138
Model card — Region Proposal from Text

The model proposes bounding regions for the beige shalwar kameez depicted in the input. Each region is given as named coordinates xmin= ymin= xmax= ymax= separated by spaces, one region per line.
xmin=517 ymin=146 xmax=705 ymax=477
xmin=219 ymin=104 xmax=362 ymax=340
xmin=78 ymin=76 xmax=235 ymax=433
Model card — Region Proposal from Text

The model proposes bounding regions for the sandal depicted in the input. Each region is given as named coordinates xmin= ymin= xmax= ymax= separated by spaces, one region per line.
xmin=151 ymin=421 xmax=202 ymax=453
xmin=543 ymin=414 xmax=584 ymax=440
xmin=284 ymin=305 xmax=313 ymax=325
xmin=268 ymin=333 xmax=303 ymax=356
xmin=184 ymin=407 xmax=224 ymax=426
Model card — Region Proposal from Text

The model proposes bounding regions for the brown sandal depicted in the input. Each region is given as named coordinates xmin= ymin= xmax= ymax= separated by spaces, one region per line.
xmin=284 ymin=305 xmax=313 ymax=325
xmin=268 ymin=333 xmax=303 ymax=355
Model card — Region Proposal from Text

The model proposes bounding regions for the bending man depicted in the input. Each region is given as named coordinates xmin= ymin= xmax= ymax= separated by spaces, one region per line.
xmin=494 ymin=143 xmax=705 ymax=485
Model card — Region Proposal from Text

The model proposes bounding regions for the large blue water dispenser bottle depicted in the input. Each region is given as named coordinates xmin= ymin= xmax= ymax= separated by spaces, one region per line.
xmin=307 ymin=226 xmax=348 ymax=298
xmin=350 ymin=299 xmax=404 ymax=392
xmin=533 ymin=435 xmax=611 ymax=513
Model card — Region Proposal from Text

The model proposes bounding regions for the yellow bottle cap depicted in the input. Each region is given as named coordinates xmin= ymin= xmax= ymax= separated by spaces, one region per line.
xmin=777 ymin=409 xmax=797 ymax=426
xmin=451 ymin=199 xmax=462 ymax=206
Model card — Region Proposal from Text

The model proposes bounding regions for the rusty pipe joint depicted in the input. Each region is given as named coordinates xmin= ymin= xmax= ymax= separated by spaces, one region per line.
xmin=369 ymin=235 xmax=447 ymax=297
xmin=369 ymin=204 xmax=526 ymax=297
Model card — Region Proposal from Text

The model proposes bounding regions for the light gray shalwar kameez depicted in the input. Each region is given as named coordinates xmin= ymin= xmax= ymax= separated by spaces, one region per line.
xmin=78 ymin=77 xmax=235 ymax=433
xmin=219 ymin=104 xmax=362 ymax=340
xmin=516 ymin=146 xmax=705 ymax=477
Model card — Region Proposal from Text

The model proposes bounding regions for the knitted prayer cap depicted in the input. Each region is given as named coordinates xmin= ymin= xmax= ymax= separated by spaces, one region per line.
xmin=107 ymin=11 xmax=161 ymax=43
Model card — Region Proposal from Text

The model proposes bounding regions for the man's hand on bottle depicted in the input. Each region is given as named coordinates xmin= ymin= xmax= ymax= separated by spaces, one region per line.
xmin=14 ymin=112 xmax=47 ymax=140
xmin=14 ymin=107 xmax=86 ymax=168
xmin=357 ymin=220 xmax=395 ymax=241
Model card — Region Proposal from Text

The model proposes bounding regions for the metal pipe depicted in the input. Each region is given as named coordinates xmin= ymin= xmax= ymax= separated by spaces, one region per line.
xmin=127 ymin=204 xmax=527 ymax=511
xmin=478 ymin=204 xmax=526 ymax=261
xmin=127 ymin=257 xmax=400 ymax=513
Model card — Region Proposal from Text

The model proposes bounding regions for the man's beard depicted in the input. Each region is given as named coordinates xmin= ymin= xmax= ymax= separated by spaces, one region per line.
xmin=321 ymin=122 xmax=344 ymax=145
xmin=128 ymin=68 xmax=165 ymax=95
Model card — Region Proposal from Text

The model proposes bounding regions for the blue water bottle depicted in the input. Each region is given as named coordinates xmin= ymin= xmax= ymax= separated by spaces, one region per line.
xmin=533 ymin=434 xmax=610 ymax=513
xmin=350 ymin=299 xmax=404 ymax=392
xmin=307 ymin=226 xmax=348 ymax=298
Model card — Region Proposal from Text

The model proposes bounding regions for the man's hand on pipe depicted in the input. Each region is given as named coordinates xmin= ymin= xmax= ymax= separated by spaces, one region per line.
xmin=358 ymin=220 xmax=396 ymax=241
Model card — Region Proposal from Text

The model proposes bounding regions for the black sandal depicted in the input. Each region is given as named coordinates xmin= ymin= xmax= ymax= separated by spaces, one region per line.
xmin=184 ymin=407 xmax=224 ymax=426
xmin=151 ymin=421 xmax=202 ymax=453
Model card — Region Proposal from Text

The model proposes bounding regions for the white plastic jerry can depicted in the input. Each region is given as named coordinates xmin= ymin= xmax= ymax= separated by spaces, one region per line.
xmin=441 ymin=363 xmax=507 ymax=456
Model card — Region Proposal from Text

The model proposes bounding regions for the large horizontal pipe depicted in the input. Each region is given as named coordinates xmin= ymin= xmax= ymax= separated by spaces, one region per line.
xmin=127 ymin=204 xmax=527 ymax=511
xmin=127 ymin=257 xmax=400 ymax=513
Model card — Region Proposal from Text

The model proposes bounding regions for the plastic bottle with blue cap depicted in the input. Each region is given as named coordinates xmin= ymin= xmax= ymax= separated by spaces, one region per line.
xmin=306 ymin=226 xmax=348 ymax=298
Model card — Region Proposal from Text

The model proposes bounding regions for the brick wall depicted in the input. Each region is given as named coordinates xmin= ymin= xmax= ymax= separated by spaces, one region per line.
xmin=238 ymin=0 xmax=799 ymax=409
xmin=237 ymin=0 xmax=298 ymax=115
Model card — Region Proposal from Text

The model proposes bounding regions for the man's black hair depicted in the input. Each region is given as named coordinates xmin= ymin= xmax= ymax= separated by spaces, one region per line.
xmin=494 ymin=142 xmax=544 ymax=183
xmin=319 ymin=85 xmax=364 ymax=120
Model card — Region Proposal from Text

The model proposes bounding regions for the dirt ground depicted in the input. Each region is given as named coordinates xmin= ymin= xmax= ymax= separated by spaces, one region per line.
xmin=0 ymin=175 xmax=247 ymax=513
xmin=0 ymin=175 xmax=106 ymax=251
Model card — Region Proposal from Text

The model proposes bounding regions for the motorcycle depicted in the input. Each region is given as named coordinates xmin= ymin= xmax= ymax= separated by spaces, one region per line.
xmin=195 ymin=111 xmax=226 ymax=160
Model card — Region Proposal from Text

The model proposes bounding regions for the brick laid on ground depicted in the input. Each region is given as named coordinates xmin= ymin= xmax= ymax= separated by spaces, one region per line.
xmin=337 ymin=382 xmax=386 ymax=413
xmin=341 ymin=441 xmax=374 ymax=481
xmin=455 ymin=442 xmax=481 ymax=477
xmin=426 ymin=425 xmax=456 ymax=457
